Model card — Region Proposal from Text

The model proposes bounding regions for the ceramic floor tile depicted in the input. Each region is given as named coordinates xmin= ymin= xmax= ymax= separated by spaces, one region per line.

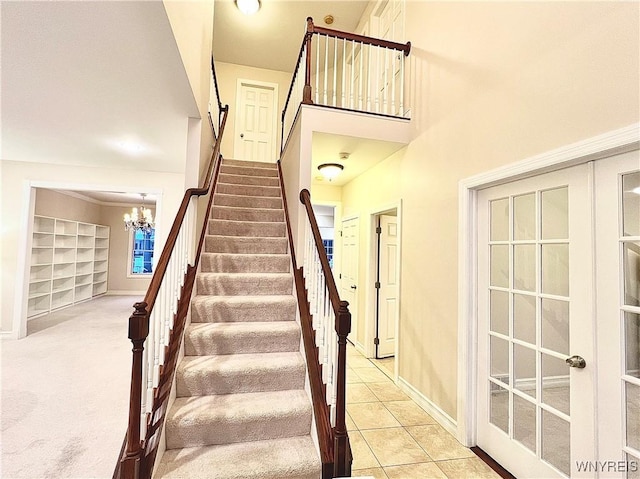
xmin=353 ymin=367 xmax=391 ymax=383
xmin=348 ymin=355 xmax=377 ymax=368
xmin=366 ymin=381 xmax=410 ymax=401
xmin=384 ymin=462 xmax=447 ymax=479
xmin=361 ymin=427 xmax=431 ymax=467
xmin=406 ymin=425 xmax=475 ymax=461
xmin=348 ymin=383 xmax=379 ymax=404
xmin=351 ymin=467 xmax=389 ymax=479
xmin=384 ymin=400 xmax=438 ymax=426
xmin=350 ymin=430 xmax=381 ymax=470
xmin=347 ymin=367 xmax=364 ymax=384
xmin=346 ymin=412 xmax=357 ymax=431
xmin=436 ymin=457 xmax=502 ymax=478
xmin=347 ymin=402 xmax=401 ymax=430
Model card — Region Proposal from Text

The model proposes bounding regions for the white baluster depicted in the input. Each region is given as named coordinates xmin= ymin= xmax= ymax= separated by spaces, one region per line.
xmin=323 ymin=35 xmax=329 ymax=105
xmin=341 ymin=39 xmax=346 ymax=108
xmin=392 ymin=50 xmax=397 ymax=116
xmin=384 ymin=47 xmax=389 ymax=115
xmin=350 ymin=40 xmax=355 ymax=110
xmin=332 ymin=36 xmax=337 ymax=106
xmin=315 ymin=35 xmax=320 ymax=104
xmin=375 ymin=45 xmax=380 ymax=113
xmin=366 ymin=43 xmax=372 ymax=112
xmin=358 ymin=42 xmax=363 ymax=110
xmin=400 ymin=51 xmax=405 ymax=116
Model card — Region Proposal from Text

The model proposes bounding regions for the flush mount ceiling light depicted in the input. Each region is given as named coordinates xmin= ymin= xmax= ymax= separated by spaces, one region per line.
xmin=235 ymin=0 xmax=261 ymax=15
xmin=318 ymin=163 xmax=344 ymax=181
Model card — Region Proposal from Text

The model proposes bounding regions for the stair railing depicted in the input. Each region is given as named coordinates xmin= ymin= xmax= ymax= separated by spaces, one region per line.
xmin=287 ymin=186 xmax=352 ymax=478
xmin=115 ymin=82 xmax=229 ymax=479
xmin=281 ymin=17 xmax=411 ymax=152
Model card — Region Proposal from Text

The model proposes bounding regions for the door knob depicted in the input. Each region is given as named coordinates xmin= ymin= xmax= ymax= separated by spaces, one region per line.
xmin=240 ymin=133 xmax=244 ymax=138
xmin=350 ymin=285 xmax=357 ymax=290
xmin=566 ymin=355 xmax=586 ymax=368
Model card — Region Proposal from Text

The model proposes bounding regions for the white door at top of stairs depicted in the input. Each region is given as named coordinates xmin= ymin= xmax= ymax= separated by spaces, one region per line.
xmin=234 ymin=79 xmax=278 ymax=163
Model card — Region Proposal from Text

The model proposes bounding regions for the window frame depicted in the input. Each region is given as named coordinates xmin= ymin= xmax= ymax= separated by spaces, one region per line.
xmin=127 ymin=228 xmax=155 ymax=278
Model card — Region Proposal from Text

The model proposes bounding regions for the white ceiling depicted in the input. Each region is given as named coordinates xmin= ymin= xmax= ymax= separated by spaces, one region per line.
xmin=1 ymin=1 xmax=198 ymax=173
xmin=213 ymin=0 xmax=369 ymax=72
xmin=311 ymin=132 xmax=406 ymax=187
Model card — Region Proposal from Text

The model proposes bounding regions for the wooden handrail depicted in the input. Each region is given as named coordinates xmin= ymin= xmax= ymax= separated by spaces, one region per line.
xmin=118 ymin=104 xmax=229 ymax=479
xmin=298 ymin=188 xmax=352 ymax=477
xmin=312 ymin=24 xmax=411 ymax=56
xmin=299 ymin=189 xmax=341 ymax=315
xmin=210 ymin=55 xmax=224 ymax=130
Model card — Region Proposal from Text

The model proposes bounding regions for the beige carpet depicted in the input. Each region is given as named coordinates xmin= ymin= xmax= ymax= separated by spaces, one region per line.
xmin=1 ymin=295 xmax=133 ymax=478
xmin=154 ymin=159 xmax=320 ymax=479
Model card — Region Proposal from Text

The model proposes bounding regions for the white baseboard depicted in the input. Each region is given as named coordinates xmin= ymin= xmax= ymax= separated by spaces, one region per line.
xmin=105 ymin=291 xmax=147 ymax=296
xmin=397 ymin=376 xmax=457 ymax=437
xmin=0 ymin=331 xmax=17 ymax=340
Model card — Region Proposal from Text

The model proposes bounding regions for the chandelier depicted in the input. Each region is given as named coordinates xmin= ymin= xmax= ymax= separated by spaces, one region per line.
xmin=123 ymin=194 xmax=154 ymax=232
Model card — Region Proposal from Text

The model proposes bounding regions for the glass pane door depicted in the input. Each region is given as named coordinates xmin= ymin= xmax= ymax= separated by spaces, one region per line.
xmin=477 ymin=164 xmax=594 ymax=478
xmin=596 ymin=151 xmax=640 ymax=478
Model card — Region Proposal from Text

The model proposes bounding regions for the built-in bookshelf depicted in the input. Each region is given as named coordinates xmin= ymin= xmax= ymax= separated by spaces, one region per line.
xmin=27 ymin=216 xmax=110 ymax=318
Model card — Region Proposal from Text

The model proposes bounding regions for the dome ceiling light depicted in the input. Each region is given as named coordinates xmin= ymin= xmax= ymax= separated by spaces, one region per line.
xmin=235 ymin=0 xmax=261 ymax=15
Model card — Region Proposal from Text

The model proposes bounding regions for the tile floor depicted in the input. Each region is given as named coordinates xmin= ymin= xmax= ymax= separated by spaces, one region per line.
xmin=346 ymin=343 xmax=501 ymax=479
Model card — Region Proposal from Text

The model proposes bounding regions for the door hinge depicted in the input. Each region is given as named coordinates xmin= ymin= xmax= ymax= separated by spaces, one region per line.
xmin=376 ymin=226 xmax=382 ymax=234
xmin=374 ymin=337 xmax=380 ymax=345
xmin=339 ymin=273 xmax=342 ymax=279
xmin=375 ymin=281 xmax=381 ymax=289
xmin=340 ymin=230 xmax=343 ymax=237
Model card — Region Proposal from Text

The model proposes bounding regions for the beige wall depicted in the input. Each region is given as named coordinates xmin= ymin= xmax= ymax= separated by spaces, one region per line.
xmin=101 ymin=205 xmax=152 ymax=294
xmin=341 ymin=1 xmax=640 ymax=420
xmin=0 ymin=160 xmax=184 ymax=334
xmin=35 ymin=189 xmax=102 ymax=224
xmin=163 ymin=1 xmax=215 ymax=184
xmin=215 ymin=62 xmax=293 ymax=160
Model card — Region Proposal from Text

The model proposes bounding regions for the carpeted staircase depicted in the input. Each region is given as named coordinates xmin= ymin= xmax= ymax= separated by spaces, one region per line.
xmin=154 ymin=159 xmax=321 ymax=479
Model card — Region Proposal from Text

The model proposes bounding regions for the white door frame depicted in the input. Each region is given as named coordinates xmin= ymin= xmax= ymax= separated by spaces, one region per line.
xmin=364 ymin=200 xmax=402 ymax=381
xmin=234 ymin=78 xmax=279 ymax=162
xmin=456 ymin=123 xmax=640 ymax=446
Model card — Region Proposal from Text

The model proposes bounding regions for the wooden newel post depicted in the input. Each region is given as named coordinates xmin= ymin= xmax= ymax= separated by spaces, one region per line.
xmin=302 ymin=17 xmax=314 ymax=104
xmin=120 ymin=302 xmax=150 ymax=479
xmin=333 ymin=300 xmax=352 ymax=477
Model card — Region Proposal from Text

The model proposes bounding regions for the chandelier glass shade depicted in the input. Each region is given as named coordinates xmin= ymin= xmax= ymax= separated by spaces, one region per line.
xmin=124 ymin=195 xmax=155 ymax=232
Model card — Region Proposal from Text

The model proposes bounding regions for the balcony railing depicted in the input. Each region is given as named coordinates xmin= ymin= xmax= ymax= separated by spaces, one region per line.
xmin=281 ymin=17 xmax=411 ymax=152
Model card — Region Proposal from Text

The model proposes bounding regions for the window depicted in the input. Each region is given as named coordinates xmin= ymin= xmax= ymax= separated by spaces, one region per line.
xmin=130 ymin=229 xmax=154 ymax=275
xmin=323 ymin=239 xmax=334 ymax=268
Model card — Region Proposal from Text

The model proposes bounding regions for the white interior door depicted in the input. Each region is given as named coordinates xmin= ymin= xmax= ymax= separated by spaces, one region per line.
xmin=595 ymin=151 xmax=640 ymax=477
xmin=341 ymin=217 xmax=359 ymax=345
xmin=377 ymin=214 xmax=398 ymax=358
xmin=476 ymin=164 xmax=595 ymax=478
xmin=234 ymin=80 xmax=277 ymax=162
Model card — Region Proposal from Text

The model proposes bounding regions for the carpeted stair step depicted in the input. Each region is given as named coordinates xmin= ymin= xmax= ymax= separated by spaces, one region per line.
xmin=154 ymin=436 xmax=321 ymax=479
xmin=185 ymin=322 xmax=300 ymax=355
xmin=190 ymin=295 xmax=297 ymax=323
xmin=205 ymin=235 xmax=287 ymax=254
xmin=223 ymin=159 xmax=277 ymax=169
xmin=197 ymin=272 xmax=292 ymax=296
xmin=213 ymin=193 xmax=282 ymax=209
xmin=209 ymin=219 xmax=286 ymax=237
xmin=201 ymin=253 xmax=290 ymax=273
xmin=218 ymin=173 xmax=279 ymax=187
xmin=211 ymin=205 xmax=284 ymax=222
xmin=176 ymin=352 xmax=306 ymax=396
xmin=165 ymin=390 xmax=312 ymax=449
xmin=216 ymin=183 xmax=281 ymax=198
xmin=220 ymin=164 xmax=278 ymax=178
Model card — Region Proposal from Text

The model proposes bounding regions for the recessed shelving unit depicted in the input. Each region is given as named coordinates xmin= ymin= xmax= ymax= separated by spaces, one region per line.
xmin=27 ymin=216 xmax=110 ymax=318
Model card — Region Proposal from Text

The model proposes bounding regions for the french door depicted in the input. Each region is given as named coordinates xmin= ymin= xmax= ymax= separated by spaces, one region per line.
xmin=476 ymin=151 xmax=640 ymax=478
